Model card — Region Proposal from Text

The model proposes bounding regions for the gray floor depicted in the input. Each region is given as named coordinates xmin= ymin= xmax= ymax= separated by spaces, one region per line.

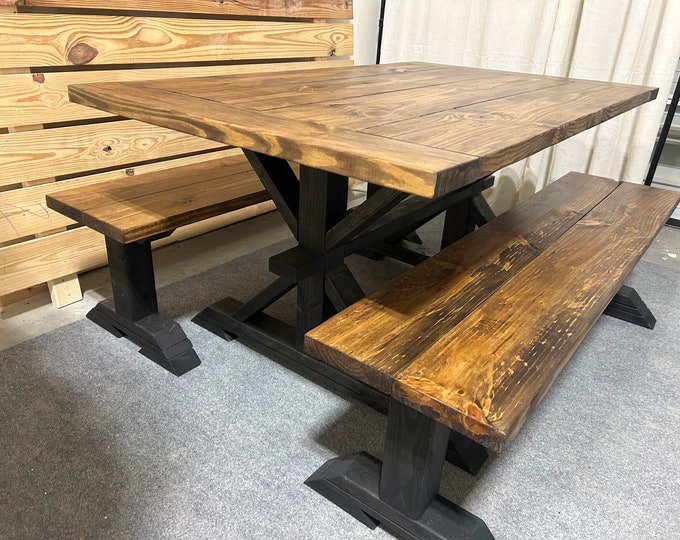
xmin=2 ymin=210 xmax=679 ymax=352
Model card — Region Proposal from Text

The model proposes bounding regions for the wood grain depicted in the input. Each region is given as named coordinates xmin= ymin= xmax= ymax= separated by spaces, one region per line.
xmin=0 ymin=14 xmax=353 ymax=69
xmin=394 ymin=182 xmax=680 ymax=452
xmin=0 ymin=148 xmax=241 ymax=242
xmin=305 ymin=174 xmax=680 ymax=452
xmin=46 ymin=153 xmax=270 ymax=243
xmin=7 ymin=1 xmax=353 ymax=18
xmin=66 ymin=62 xmax=657 ymax=198
xmin=304 ymin=172 xmax=619 ymax=393
xmin=0 ymin=60 xmax=353 ymax=129
xmin=0 ymin=119 xmax=223 ymax=188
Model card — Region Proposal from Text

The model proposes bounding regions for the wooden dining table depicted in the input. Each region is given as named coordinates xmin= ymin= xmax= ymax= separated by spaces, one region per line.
xmin=67 ymin=61 xmax=657 ymax=399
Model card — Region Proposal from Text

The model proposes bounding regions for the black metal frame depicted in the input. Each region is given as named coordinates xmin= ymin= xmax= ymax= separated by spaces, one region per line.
xmin=645 ymin=66 xmax=680 ymax=228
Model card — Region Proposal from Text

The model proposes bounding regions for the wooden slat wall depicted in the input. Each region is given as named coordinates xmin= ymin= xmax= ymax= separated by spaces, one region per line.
xmin=0 ymin=2 xmax=353 ymax=307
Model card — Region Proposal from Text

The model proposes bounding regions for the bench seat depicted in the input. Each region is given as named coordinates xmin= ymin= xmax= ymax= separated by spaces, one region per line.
xmin=303 ymin=172 xmax=680 ymax=539
xmin=306 ymin=171 xmax=679 ymax=452
xmin=46 ymin=152 xmax=270 ymax=375
xmin=46 ymin=153 xmax=269 ymax=244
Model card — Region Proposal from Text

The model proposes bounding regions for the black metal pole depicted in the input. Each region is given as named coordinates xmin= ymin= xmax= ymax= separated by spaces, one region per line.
xmin=376 ymin=0 xmax=387 ymax=64
xmin=645 ymin=75 xmax=680 ymax=186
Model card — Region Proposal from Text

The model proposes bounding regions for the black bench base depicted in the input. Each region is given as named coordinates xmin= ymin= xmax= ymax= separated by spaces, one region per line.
xmin=306 ymin=452 xmax=493 ymax=540
xmin=88 ymin=299 xmax=200 ymax=376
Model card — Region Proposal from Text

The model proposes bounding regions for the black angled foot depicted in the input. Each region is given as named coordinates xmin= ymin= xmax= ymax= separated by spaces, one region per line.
xmin=604 ymin=285 xmax=656 ymax=329
xmin=306 ymin=452 xmax=494 ymax=540
xmin=87 ymin=300 xmax=200 ymax=376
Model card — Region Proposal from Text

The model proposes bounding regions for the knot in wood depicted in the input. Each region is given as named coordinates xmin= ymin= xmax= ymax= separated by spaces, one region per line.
xmin=68 ymin=43 xmax=98 ymax=65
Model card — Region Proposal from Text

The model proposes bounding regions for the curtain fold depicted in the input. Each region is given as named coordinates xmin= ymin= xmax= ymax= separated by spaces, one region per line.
xmin=381 ymin=0 xmax=680 ymax=213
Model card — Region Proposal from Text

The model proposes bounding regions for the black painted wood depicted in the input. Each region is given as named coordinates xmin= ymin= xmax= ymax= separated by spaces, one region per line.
xmin=379 ymin=398 xmax=450 ymax=520
xmin=604 ymin=285 xmax=656 ymax=329
xmin=87 ymin=299 xmax=200 ymax=376
xmin=106 ymin=237 xmax=158 ymax=322
xmin=305 ymin=452 xmax=494 ymax=539
xmin=243 ymin=150 xmax=300 ymax=236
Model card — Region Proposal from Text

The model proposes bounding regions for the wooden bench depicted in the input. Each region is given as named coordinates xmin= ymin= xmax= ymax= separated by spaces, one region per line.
xmin=0 ymin=2 xmax=353 ymax=309
xmin=45 ymin=151 xmax=269 ymax=375
xmin=303 ymin=172 xmax=680 ymax=539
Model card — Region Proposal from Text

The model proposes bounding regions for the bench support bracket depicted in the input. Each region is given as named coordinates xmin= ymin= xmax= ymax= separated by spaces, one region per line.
xmin=89 ymin=237 xmax=200 ymax=376
xmin=604 ymin=285 xmax=656 ymax=329
xmin=306 ymin=398 xmax=494 ymax=539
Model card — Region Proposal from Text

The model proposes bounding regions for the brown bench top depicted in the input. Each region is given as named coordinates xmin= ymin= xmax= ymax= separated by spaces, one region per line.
xmin=46 ymin=153 xmax=270 ymax=244
xmin=305 ymin=172 xmax=680 ymax=452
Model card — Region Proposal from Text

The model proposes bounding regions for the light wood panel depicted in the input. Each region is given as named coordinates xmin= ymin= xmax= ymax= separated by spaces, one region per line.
xmin=6 ymin=0 xmax=354 ymax=18
xmin=0 ymin=14 xmax=353 ymax=69
xmin=0 ymin=60 xmax=353 ymax=129
xmin=0 ymin=120 xmax=224 ymax=188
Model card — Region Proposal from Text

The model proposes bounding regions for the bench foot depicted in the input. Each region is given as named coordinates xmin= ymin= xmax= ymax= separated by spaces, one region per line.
xmin=306 ymin=452 xmax=494 ymax=540
xmin=604 ymin=285 xmax=656 ymax=329
xmin=88 ymin=300 xmax=200 ymax=376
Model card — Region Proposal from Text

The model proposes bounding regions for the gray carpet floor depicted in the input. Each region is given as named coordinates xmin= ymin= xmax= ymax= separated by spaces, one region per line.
xmin=1 ymin=225 xmax=678 ymax=539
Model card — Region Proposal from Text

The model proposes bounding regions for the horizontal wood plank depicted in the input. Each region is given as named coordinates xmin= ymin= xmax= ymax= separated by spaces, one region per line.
xmin=0 ymin=119 xmax=224 ymax=188
xmin=0 ymin=148 xmax=242 ymax=242
xmin=9 ymin=0 xmax=353 ymax=18
xmin=304 ymin=172 xmax=620 ymax=394
xmin=0 ymin=60 xmax=353 ymax=129
xmin=394 ymin=182 xmax=680 ymax=452
xmin=0 ymin=14 xmax=353 ymax=69
xmin=46 ymin=153 xmax=270 ymax=243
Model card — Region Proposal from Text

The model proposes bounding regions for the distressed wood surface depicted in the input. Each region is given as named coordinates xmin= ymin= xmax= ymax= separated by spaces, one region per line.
xmin=0 ymin=60 xmax=352 ymax=129
xmin=46 ymin=153 xmax=270 ymax=243
xmin=68 ymin=62 xmax=657 ymax=198
xmin=3 ymin=0 xmax=353 ymax=18
xmin=0 ymin=14 xmax=352 ymax=70
xmin=305 ymin=175 xmax=680 ymax=452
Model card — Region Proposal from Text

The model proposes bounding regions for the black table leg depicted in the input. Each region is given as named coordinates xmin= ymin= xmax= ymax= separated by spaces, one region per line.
xmin=88 ymin=236 xmax=200 ymax=376
xmin=306 ymin=398 xmax=494 ymax=539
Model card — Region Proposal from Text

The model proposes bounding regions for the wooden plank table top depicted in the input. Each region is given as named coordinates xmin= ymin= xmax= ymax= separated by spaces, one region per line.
xmin=68 ymin=62 xmax=657 ymax=198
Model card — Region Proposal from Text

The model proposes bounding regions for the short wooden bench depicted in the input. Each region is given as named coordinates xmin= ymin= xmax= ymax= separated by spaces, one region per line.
xmin=46 ymin=152 xmax=269 ymax=375
xmin=304 ymin=172 xmax=680 ymax=539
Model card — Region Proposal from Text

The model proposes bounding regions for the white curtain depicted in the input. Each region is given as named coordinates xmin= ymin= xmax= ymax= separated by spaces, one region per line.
xmin=381 ymin=0 xmax=680 ymax=213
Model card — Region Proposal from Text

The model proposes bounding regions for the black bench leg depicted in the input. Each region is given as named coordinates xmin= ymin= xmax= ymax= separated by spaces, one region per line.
xmin=603 ymin=285 xmax=656 ymax=329
xmin=306 ymin=398 xmax=494 ymax=539
xmin=87 ymin=236 xmax=200 ymax=376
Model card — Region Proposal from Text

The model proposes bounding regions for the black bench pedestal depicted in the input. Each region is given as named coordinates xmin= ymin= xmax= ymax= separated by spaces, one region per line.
xmin=92 ymin=236 xmax=200 ymax=376
xmin=604 ymin=285 xmax=656 ymax=329
xmin=88 ymin=300 xmax=200 ymax=376
xmin=306 ymin=399 xmax=494 ymax=540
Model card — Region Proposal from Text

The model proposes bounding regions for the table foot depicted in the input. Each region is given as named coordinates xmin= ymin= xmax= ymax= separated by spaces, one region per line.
xmin=306 ymin=452 xmax=494 ymax=540
xmin=87 ymin=300 xmax=200 ymax=376
xmin=604 ymin=285 xmax=655 ymax=329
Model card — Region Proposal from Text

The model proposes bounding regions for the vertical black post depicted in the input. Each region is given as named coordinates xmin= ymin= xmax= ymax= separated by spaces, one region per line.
xmin=296 ymin=166 xmax=348 ymax=348
xmin=379 ymin=398 xmax=450 ymax=519
xmin=105 ymin=236 xmax=158 ymax=322
xmin=645 ymin=74 xmax=680 ymax=186
xmin=376 ymin=0 xmax=387 ymax=64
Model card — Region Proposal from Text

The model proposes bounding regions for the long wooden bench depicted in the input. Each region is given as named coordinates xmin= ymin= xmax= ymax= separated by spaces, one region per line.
xmin=46 ymin=151 xmax=268 ymax=375
xmin=303 ymin=172 xmax=680 ymax=539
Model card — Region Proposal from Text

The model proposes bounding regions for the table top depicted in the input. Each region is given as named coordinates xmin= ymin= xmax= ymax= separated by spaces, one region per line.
xmin=69 ymin=62 xmax=657 ymax=198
